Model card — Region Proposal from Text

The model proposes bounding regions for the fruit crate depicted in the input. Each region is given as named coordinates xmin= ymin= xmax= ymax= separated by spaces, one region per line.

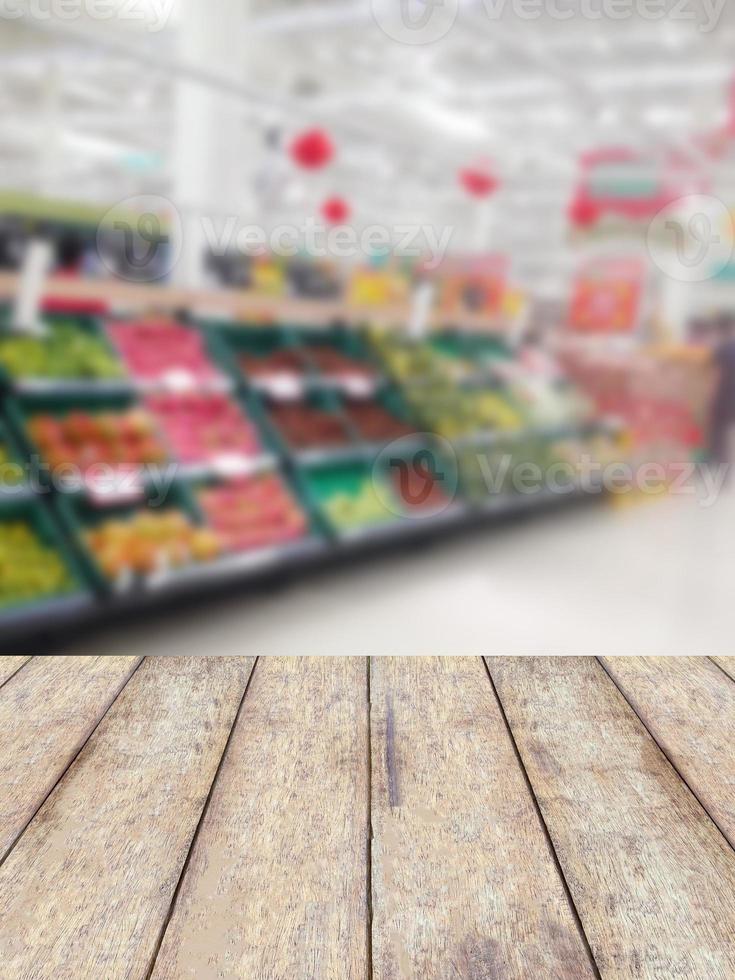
xmin=0 ymin=494 xmax=93 ymax=625
xmin=0 ymin=312 xmax=130 ymax=395
xmin=207 ymin=323 xmax=312 ymax=394
xmin=294 ymin=458 xmax=403 ymax=541
xmin=428 ymin=332 xmax=486 ymax=383
xmin=0 ymin=416 xmax=33 ymax=499
xmin=183 ymin=467 xmax=328 ymax=576
xmin=342 ymin=385 xmax=425 ymax=457
xmin=464 ymin=332 xmax=514 ymax=370
xmin=251 ymin=386 xmax=363 ymax=467
xmin=366 ymin=329 xmax=455 ymax=389
xmin=456 ymin=431 xmax=553 ymax=506
xmin=55 ymin=479 xmax=213 ymax=596
xmin=141 ymin=388 xmax=278 ymax=483
xmin=5 ymin=389 xmax=171 ymax=497
xmin=105 ymin=316 xmax=232 ymax=393
xmin=294 ymin=325 xmax=383 ymax=394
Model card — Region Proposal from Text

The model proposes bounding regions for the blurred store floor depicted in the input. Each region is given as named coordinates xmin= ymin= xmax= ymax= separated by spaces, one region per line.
xmin=60 ymin=491 xmax=732 ymax=657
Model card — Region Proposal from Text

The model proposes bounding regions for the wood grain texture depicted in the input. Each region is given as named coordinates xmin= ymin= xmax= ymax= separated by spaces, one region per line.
xmin=601 ymin=656 xmax=735 ymax=849
xmin=150 ymin=657 xmax=369 ymax=980
xmin=370 ymin=657 xmax=597 ymax=980
xmin=488 ymin=656 xmax=735 ymax=980
xmin=711 ymin=657 xmax=735 ymax=683
xmin=0 ymin=656 xmax=254 ymax=980
xmin=0 ymin=654 xmax=141 ymax=861
xmin=0 ymin=656 xmax=31 ymax=688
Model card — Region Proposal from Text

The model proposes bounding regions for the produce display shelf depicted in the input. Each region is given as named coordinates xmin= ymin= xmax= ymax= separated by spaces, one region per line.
xmin=144 ymin=534 xmax=328 ymax=592
xmin=0 ymin=309 xmax=621 ymax=648
xmin=0 ymin=312 xmax=129 ymax=393
xmin=335 ymin=500 xmax=470 ymax=547
xmin=0 ymin=485 xmax=605 ymax=650
xmin=175 ymin=452 xmax=279 ymax=482
xmin=128 ymin=375 xmax=234 ymax=396
xmin=10 ymin=378 xmax=135 ymax=397
xmin=451 ymin=419 xmax=613 ymax=450
xmin=291 ymin=445 xmax=370 ymax=467
xmin=0 ymin=591 xmax=95 ymax=632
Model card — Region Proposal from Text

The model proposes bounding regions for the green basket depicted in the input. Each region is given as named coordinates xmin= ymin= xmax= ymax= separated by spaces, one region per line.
xmin=102 ymin=316 xmax=228 ymax=391
xmin=341 ymin=385 xmax=426 ymax=457
xmin=252 ymin=386 xmax=362 ymax=463
xmin=55 ymin=479 xmax=204 ymax=595
xmin=5 ymin=389 xmax=170 ymax=494
xmin=207 ymin=323 xmax=311 ymax=390
xmin=0 ymin=494 xmax=91 ymax=615
xmin=295 ymin=325 xmax=383 ymax=382
xmin=0 ymin=417 xmax=31 ymax=497
xmin=185 ymin=463 xmax=325 ymax=548
xmin=0 ymin=312 xmax=128 ymax=391
xmin=295 ymin=459 xmax=400 ymax=538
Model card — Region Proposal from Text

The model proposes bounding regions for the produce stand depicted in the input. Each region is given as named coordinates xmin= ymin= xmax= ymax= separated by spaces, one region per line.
xmin=0 ymin=302 xmax=617 ymax=650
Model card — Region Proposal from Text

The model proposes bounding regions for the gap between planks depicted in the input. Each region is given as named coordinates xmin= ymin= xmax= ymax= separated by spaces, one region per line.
xmin=482 ymin=657 xmax=603 ymax=980
xmin=599 ymin=656 xmax=735 ymax=856
xmin=143 ymin=655 xmax=260 ymax=980
xmin=0 ymin=655 xmax=145 ymax=869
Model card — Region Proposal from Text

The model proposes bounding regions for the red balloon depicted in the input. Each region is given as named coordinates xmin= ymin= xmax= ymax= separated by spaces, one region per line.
xmin=569 ymin=198 xmax=599 ymax=228
xmin=321 ymin=196 xmax=351 ymax=224
xmin=290 ymin=128 xmax=335 ymax=170
xmin=459 ymin=167 xmax=499 ymax=198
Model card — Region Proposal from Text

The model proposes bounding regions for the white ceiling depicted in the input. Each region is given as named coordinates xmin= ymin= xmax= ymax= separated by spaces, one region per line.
xmin=1 ymin=0 xmax=734 ymax=293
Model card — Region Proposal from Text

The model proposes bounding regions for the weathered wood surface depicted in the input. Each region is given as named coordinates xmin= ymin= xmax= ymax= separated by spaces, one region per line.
xmin=710 ymin=657 xmax=735 ymax=683
xmin=0 ymin=654 xmax=141 ymax=861
xmin=0 ymin=655 xmax=31 ymax=688
xmin=0 ymin=656 xmax=254 ymax=980
xmin=150 ymin=657 xmax=369 ymax=980
xmin=370 ymin=657 xmax=597 ymax=980
xmin=601 ymin=656 xmax=735 ymax=849
xmin=488 ymin=656 xmax=735 ymax=980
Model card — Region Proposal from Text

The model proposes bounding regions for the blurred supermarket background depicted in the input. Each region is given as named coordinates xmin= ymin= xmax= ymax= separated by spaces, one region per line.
xmin=0 ymin=0 xmax=734 ymax=653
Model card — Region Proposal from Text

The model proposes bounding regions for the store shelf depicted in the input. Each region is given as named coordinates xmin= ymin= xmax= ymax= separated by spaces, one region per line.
xmin=0 ymin=591 xmax=95 ymax=632
xmin=0 ymin=483 xmax=606 ymax=649
xmin=145 ymin=534 xmax=328 ymax=592
xmin=10 ymin=378 xmax=134 ymax=397
xmin=0 ymin=307 xmax=621 ymax=648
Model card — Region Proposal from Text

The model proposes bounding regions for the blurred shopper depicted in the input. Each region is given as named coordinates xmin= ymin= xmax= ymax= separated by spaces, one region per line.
xmin=709 ymin=314 xmax=735 ymax=472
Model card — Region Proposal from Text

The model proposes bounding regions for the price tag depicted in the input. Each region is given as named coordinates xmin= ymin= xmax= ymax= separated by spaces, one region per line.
xmin=161 ymin=369 xmax=197 ymax=392
xmin=211 ymin=454 xmax=253 ymax=478
xmin=340 ymin=375 xmax=376 ymax=399
xmin=211 ymin=453 xmax=275 ymax=479
xmin=85 ymin=466 xmax=145 ymax=506
xmin=260 ymin=373 xmax=304 ymax=401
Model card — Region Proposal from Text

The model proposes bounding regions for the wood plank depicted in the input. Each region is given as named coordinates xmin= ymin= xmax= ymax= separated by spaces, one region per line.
xmin=601 ymin=656 xmax=735 ymax=850
xmin=0 ymin=654 xmax=141 ymax=861
xmin=0 ymin=655 xmax=31 ymax=688
xmin=150 ymin=657 xmax=369 ymax=980
xmin=488 ymin=657 xmax=735 ymax=980
xmin=0 ymin=656 xmax=254 ymax=980
xmin=711 ymin=657 xmax=735 ymax=683
xmin=370 ymin=657 xmax=597 ymax=980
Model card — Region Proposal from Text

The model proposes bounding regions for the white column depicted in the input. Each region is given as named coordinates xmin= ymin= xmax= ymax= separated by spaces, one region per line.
xmin=173 ymin=0 xmax=254 ymax=289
